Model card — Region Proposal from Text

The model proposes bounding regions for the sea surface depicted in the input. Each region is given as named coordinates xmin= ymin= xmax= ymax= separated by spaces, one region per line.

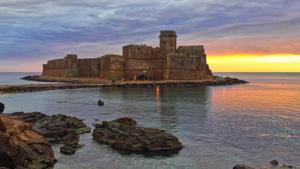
xmin=0 ymin=72 xmax=299 ymax=169
xmin=0 ymin=72 xmax=54 ymax=85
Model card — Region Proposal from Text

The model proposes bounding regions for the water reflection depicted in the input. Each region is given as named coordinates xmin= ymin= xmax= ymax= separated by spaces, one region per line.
xmin=0 ymin=73 xmax=300 ymax=169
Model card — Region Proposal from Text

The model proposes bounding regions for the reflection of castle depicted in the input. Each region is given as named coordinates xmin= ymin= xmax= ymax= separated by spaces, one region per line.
xmin=42 ymin=30 xmax=212 ymax=80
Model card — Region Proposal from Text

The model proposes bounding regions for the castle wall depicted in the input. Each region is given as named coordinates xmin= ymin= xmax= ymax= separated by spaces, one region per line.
xmin=42 ymin=55 xmax=103 ymax=78
xmin=123 ymin=45 xmax=164 ymax=80
xmin=42 ymin=58 xmax=79 ymax=77
xmin=42 ymin=30 xmax=213 ymax=80
xmin=164 ymin=46 xmax=212 ymax=80
xmin=78 ymin=58 xmax=101 ymax=77
xmin=100 ymin=55 xmax=124 ymax=80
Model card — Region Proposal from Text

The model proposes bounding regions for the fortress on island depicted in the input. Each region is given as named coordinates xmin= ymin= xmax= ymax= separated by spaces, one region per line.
xmin=42 ymin=30 xmax=212 ymax=80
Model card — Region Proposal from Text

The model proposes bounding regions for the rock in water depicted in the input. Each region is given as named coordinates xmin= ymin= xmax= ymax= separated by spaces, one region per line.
xmin=0 ymin=102 xmax=4 ymax=113
xmin=270 ymin=160 xmax=279 ymax=166
xmin=0 ymin=115 xmax=56 ymax=169
xmin=7 ymin=112 xmax=90 ymax=155
xmin=32 ymin=114 xmax=90 ymax=143
xmin=233 ymin=165 xmax=254 ymax=169
xmin=98 ymin=100 xmax=104 ymax=106
xmin=233 ymin=161 xmax=297 ymax=169
xmin=92 ymin=117 xmax=183 ymax=155
xmin=60 ymin=130 xmax=79 ymax=155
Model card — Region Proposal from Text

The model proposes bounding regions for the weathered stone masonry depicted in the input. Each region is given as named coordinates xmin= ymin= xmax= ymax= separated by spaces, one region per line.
xmin=42 ymin=30 xmax=212 ymax=80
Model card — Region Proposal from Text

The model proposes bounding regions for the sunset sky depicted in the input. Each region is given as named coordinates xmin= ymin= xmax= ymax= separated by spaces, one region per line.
xmin=0 ymin=0 xmax=299 ymax=72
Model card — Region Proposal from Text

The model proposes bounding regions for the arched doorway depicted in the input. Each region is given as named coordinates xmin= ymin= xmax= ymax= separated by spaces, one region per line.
xmin=137 ymin=74 xmax=148 ymax=80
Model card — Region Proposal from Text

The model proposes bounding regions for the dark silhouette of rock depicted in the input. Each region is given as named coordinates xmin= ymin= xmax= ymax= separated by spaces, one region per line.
xmin=93 ymin=117 xmax=182 ymax=155
xmin=233 ymin=164 xmax=254 ymax=169
xmin=98 ymin=100 xmax=104 ymax=106
xmin=233 ymin=161 xmax=296 ymax=169
xmin=0 ymin=102 xmax=4 ymax=114
xmin=270 ymin=160 xmax=279 ymax=166
xmin=0 ymin=115 xmax=55 ymax=169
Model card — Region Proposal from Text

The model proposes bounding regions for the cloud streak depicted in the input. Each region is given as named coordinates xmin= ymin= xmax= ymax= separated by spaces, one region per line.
xmin=0 ymin=0 xmax=299 ymax=71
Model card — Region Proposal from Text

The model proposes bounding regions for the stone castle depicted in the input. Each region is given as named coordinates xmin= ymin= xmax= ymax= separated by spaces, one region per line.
xmin=42 ymin=30 xmax=212 ymax=80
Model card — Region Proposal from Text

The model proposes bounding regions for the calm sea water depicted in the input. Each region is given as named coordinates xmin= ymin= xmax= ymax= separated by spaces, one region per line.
xmin=0 ymin=72 xmax=53 ymax=85
xmin=0 ymin=73 xmax=299 ymax=169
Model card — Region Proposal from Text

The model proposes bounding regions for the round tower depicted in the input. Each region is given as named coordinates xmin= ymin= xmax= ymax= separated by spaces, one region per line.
xmin=159 ymin=30 xmax=177 ymax=55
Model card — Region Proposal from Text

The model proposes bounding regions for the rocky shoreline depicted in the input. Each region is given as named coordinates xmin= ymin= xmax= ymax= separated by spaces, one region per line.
xmin=0 ymin=76 xmax=248 ymax=94
xmin=0 ymin=110 xmax=297 ymax=169
xmin=0 ymin=114 xmax=56 ymax=169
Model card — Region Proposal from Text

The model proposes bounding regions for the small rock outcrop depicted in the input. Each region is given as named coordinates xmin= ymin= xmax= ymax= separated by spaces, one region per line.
xmin=98 ymin=100 xmax=104 ymax=106
xmin=0 ymin=115 xmax=56 ymax=169
xmin=7 ymin=111 xmax=47 ymax=123
xmin=60 ymin=130 xmax=80 ymax=155
xmin=233 ymin=160 xmax=297 ymax=169
xmin=33 ymin=114 xmax=90 ymax=143
xmin=233 ymin=164 xmax=254 ymax=169
xmin=0 ymin=102 xmax=4 ymax=114
xmin=93 ymin=117 xmax=183 ymax=155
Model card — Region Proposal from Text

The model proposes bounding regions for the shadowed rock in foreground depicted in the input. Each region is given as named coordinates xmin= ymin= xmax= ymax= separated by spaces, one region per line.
xmin=93 ymin=117 xmax=183 ymax=155
xmin=0 ymin=102 xmax=4 ymax=113
xmin=0 ymin=115 xmax=56 ymax=169
xmin=233 ymin=160 xmax=297 ymax=169
xmin=7 ymin=112 xmax=91 ymax=155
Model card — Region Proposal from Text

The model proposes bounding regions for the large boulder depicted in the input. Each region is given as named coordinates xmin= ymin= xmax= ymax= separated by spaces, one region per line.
xmin=7 ymin=112 xmax=91 ymax=143
xmin=92 ymin=117 xmax=183 ymax=155
xmin=0 ymin=102 xmax=4 ymax=114
xmin=32 ymin=114 xmax=91 ymax=143
xmin=7 ymin=112 xmax=90 ymax=155
xmin=0 ymin=115 xmax=56 ymax=169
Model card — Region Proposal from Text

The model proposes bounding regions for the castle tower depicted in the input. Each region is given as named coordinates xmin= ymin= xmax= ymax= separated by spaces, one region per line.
xmin=159 ymin=30 xmax=177 ymax=55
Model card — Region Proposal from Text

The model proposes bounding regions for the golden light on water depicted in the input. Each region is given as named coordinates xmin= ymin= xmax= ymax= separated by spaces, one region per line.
xmin=207 ymin=54 xmax=300 ymax=72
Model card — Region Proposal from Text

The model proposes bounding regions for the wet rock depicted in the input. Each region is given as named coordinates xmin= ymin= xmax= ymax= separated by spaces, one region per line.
xmin=234 ymin=161 xmax=297 ymax=169
xmin=0 ymin=115 xmax=55 ymax=169
xmin=60 ymin=146 xmax=76 ymax=155
xmin=98 ymin=100 xmax=104 ymax=106
xmin=7 ymin=111 xmax=48 ymax=124
xmin=7 ymin=112 xmax=90 ymax=156
xmin=63 ymin=130 xmax=79 ymax=147
xmin=270 ymin=160 xmax=279 ymax=166
xmin=233 ymin=164 xmax=254 ymax=169
xmin=0 ymin=102 xmax=4 ymax=114
xmin=111 ymin=117 xmax=137 ymax=126
xmin=93 ymin=117 xmax=183 ymax=155
xmin=60 ymin=130 xmax=79 ymax=155
xmin=32 ymin=114 xmax=90 ymax=143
